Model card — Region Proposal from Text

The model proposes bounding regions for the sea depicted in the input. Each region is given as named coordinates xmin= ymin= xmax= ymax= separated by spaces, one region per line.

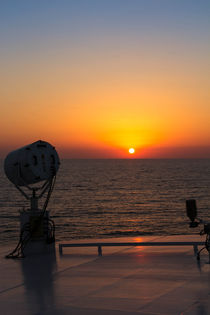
xmin=1 ymin=159 xmax=210 ymax=245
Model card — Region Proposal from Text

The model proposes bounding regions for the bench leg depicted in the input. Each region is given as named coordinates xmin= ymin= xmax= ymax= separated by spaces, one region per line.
xmin=59 ymin=244 xmax=63 ymax=255
xmin=98 ymin=246 xmax=102 ymax=256
xmin=193 ymin=245 xmax=198 ymax=256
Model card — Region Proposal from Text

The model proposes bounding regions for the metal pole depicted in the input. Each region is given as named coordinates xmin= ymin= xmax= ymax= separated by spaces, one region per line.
xmin=98 ymin=245 xmax=102 ymax=256
xmin=30 ymin=189 xmax=38 ymax=210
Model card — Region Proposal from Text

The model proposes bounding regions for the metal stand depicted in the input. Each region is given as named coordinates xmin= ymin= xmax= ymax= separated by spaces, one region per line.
xmin=197 ymin=231 xmax=210 ymax=263
xmin=6 ymin=176 xmax=56 ymax=258
xmin=186 ymin=200 xmax=210 ymax=264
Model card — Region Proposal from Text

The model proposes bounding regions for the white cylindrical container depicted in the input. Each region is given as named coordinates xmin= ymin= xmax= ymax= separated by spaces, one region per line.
xmin=4 ymin=140 xmax=60 ymax=186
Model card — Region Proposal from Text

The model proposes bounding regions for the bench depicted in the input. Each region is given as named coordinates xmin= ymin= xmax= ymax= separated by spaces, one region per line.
xmin=58 ymin=241 xmax=205 ymax=256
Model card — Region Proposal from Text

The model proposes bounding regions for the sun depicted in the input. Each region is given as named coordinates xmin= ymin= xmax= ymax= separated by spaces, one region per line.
xmin=128 ymin=148 xmax=135 ymax=154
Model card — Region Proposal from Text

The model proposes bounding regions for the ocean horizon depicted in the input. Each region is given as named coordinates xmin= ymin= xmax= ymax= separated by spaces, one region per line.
xmin=1 ymin=158 xmax=210 ymax=245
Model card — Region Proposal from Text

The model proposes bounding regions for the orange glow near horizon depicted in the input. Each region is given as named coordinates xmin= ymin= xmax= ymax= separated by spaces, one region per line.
xmin=0 ymin=2 xmax=209 ymax=159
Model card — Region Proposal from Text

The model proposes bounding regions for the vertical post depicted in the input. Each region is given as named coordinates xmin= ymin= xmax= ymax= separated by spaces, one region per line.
xmin=30 ymin=189 xmax=38 ymax=210
xmin=59 ymin=244 xmax=63 ymax=255
xmin=98 ymin=245 xmax=102 ymax=256
xmin=193 ymin=245 xmax=198 ymax=256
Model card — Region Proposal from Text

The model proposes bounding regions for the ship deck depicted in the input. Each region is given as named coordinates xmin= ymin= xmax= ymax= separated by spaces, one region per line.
xmin=0 ymin=235 xmax=210 ymax=315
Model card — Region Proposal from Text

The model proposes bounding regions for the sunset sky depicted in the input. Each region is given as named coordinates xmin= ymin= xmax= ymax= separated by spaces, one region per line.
xmin=0 ymin=0 xmax=209 ymax=158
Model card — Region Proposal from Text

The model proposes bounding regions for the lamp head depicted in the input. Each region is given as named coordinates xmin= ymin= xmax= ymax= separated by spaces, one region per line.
xmin=4 ymin=140 xmax=60 ymax=187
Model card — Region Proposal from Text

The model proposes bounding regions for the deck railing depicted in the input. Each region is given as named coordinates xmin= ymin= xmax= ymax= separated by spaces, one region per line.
xmin=58 ymin=241 xmax=205 ymax=256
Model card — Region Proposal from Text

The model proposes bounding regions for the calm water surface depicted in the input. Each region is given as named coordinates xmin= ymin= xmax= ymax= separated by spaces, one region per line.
xmin=0 ymin=159 xmax=210 ymax=244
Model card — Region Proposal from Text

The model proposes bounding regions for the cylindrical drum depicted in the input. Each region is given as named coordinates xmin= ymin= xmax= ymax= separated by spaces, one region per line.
xmin=4 ymin=140 xmax=60 ymax=186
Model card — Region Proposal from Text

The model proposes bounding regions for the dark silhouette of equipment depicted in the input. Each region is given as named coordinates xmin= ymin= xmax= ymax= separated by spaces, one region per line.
xmin=186 ymin=199 xmax=199 ymax=227
xmin=4 ymin=140 xmax=60 ymax=258
xmin=186 ymin=199 xmax=210 ymax=262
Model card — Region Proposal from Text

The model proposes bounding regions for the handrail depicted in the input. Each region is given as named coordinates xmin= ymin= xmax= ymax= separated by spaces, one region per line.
xmin=58 ymin=241 xmax=205 ymax=256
